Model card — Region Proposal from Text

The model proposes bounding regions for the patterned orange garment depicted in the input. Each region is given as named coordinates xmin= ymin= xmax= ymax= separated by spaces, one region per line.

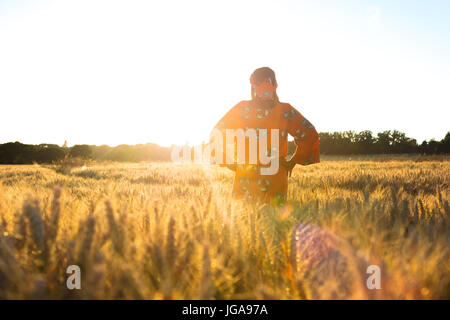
xmin=211 ymin=100 xmax=320 ymax=206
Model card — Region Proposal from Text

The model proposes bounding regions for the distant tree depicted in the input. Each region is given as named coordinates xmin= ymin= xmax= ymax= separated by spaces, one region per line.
xmin=69 ymin=145 xmax=92 ymax=159
xmin=376 ymin=131 xmax=392 ymax=153
xmin=0 ymin=142 xmax=35 ymax=164
xmin=355 ymin=130 xmax=375 ymax=154
xmin=288 ymin=140 xmax=297 ymax=156
xmin=389 ymin=130 xmax=418 ymax=153
xmin=91 ymin=145 xmax=111 ymax=161
xmin=0 ymin=130 xmax=447 ymax=165
xmin=438 ymin=132 xmax=450 ymax=153
xmin=105 ymin=145 xmax=133 ymax=161
xmin=426 ymin=140 xmax=440 ymax=154
xmin=36 ymin=146 xmax=65 ymax=163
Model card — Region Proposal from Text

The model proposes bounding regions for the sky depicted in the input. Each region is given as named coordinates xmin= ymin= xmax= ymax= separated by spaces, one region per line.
xmin=0 ymin=0 xmax=449 ymax=147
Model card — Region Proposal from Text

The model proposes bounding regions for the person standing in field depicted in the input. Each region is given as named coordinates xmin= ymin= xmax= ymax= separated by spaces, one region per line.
xmin=210 ymin=67 xmax=320 ymax=206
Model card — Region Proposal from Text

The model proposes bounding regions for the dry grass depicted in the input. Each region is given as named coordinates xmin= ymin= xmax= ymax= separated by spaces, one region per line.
xmin=0 ymin=159 xmax=448 ymax=299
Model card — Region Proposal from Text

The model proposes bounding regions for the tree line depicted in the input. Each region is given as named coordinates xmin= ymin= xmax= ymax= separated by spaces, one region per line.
xmin=316 ymin=130 xmax=450 ymax=155
xmin=0 ymin=143 xmax=172 ymax=164
xmin=0 ymin=130 xmax=448 ymax=164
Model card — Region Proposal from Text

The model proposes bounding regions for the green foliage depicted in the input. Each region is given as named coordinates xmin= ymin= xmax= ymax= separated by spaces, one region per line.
xmin=0 ymin=130 xmax=448 ymax=165
xmin=0 ymin=142 xmax=172 ymax=164
xmin=69 ymin=145 xmax=93 ymax=159
xmin=0 ymin=142 xmax=66 ymax=164
xmin=318 ymin=130 xmax=449 ymax=155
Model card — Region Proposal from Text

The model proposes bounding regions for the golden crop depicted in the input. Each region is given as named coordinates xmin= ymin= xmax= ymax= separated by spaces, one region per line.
xmin=0 ymin=159 xmax=448 ymax=299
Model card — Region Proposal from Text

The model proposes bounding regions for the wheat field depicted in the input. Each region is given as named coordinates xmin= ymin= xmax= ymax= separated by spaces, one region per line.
xmin=0 ymin=159 xmax=448 ymax=299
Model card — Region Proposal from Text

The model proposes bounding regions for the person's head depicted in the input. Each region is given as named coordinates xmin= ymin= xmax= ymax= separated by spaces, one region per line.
xmin=250 ymin=67 xmax=279 ymax=103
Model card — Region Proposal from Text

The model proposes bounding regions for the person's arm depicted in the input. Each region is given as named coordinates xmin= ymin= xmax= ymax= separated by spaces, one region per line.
xmin=284 ymin=105 xmax=320 ymax=174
